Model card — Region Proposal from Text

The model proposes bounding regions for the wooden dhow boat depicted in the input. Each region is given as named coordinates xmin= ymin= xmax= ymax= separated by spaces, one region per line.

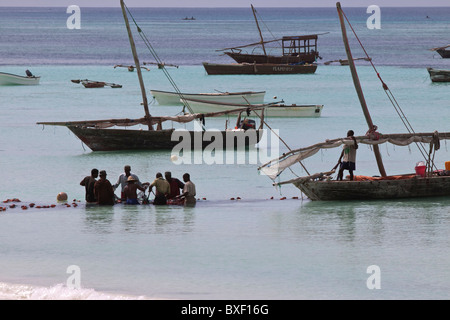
xmin=218 ymin=5 xmax=321 ymax=65
xmin=71 ymin=79 xmax=123 ymax=88
xmin=202 ymin=62 xmax=317 ymax=75
xmin=427 ymin=67 xmax=450 ymax=83
xmin=258 ymin=3 xmax=450 ymax=201
xmin=37 ymin=1 xmax=264 ymax=152
xmin=430 ymin=45 xmax=450 ymax=59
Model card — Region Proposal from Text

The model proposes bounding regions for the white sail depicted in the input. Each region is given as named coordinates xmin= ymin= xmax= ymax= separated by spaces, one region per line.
xmin=258 ymin=132 xmax=450 ymax=180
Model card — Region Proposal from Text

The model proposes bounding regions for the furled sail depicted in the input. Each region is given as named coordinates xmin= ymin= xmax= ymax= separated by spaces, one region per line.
xmin=258 ymin=131 xmax=450 ymax=180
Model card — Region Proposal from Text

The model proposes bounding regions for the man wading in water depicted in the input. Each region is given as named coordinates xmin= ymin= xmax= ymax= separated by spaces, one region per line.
xmin=80 ymin=168 xmax=98 ymax=203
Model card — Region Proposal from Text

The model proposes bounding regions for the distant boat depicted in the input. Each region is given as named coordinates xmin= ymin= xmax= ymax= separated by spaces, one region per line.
xmin=114 ymin=64 xmax=150 ymax=72
xmin=0 ymin=70 xmax=40 ymax=85
xmin=150 ymin=89 xmax=266 ymax=106
xmin=217 ymin=5 xmax=321 ymax=65
xmin=182 ymin=98 xmax=324 ymax=118
xmin=202 ymin=62 xmax=317 ymax=75
xmin=182 ymin=17 xmax=196 ymax=20
xmin=429 ymin=45 xmax=450 ymax=58
xmin=427 ymin=68 xmax=450 ymax=82
xmin=324 ymin=57 xmax=371 ymax=65
xmin=71 ymin=79 xmax=122 ymax=88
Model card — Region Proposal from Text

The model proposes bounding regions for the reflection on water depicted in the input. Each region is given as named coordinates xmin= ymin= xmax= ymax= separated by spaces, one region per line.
xmin=298 ymin=197 xmax=450 ymax=245
xmin=82 ymin=203 xmax=196 ymax=235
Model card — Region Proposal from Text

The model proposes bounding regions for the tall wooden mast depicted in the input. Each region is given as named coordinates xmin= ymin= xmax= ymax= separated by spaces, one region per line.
xmin=336 ymin=2 xmax=386 ymax=177
xmin=120 ymin=0 xmax=153 ymax=130
xmin=251 ymin=4 xmax=267 ymax=56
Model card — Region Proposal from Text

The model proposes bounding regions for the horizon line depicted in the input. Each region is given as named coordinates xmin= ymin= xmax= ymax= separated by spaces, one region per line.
xmin=1 ymin=5 xmax=450 ymax=8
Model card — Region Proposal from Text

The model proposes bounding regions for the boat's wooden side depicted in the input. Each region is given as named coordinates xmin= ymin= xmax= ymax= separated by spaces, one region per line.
xmin=67 ymin=126 xmax=263 ymax=151
xmin=427 ymin=68 xmax=450 ymax=82
xmin=437 ymin=48 xmax=450 ymax=59
xmin=0 ymin=72 xmax=40 ymax=85
xmin=150 ymin=89 xmax=266 ymax=105
xmin=294 ymin=175 xmax=450 ymax=200
xmin=224 ymin=52 xmax=317 ymax=64
xmin=202 ymin=62 xmax=317 ymax=75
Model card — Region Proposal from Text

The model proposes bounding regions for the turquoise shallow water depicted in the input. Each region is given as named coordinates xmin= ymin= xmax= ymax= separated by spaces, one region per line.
xmin=1 ymin=64 xmax=450 ymax=300
xmin=1 ymin=6 xmax=450 ymax=300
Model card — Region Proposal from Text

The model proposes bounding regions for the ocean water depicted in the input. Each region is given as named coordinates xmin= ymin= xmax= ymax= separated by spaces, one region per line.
xmin=1 ymin=6 xmax=450 ymax=300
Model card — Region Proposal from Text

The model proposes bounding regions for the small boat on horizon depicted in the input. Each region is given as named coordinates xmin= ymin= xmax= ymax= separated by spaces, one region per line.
xmin=0 ymin=70 xmax=40 ymax=85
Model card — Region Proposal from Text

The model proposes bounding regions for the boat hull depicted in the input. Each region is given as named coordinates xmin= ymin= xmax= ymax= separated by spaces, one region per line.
xmin=202 ymin=62 xmax=317 ymax=75
xmin=150 ymin=89 xmax=266 ymax=106
xmin=436 ymin=48 xmax=450 ymax=58
xmin=427 ymin=67 xmax=450 ymax=82
xmin=224 ymin=52 xmax=318 ymax=64
xmin=184 ymin=98 xmax=323 ymax=117
xmin=67 ymin=126 xmax=264 ymax=151
xmin=0 ymin=72 xmax=40 ymax=85
xmin=294 ymin=175 xmax=450 ymax=201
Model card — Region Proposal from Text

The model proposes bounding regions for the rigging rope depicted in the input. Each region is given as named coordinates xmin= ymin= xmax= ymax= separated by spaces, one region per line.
xmin=340 ymin=10 xmax=436 ymax=170
xmin=124 ymin=4 xmax=203 ymax=128
xmin=253 ymin=7 xmax=282 ymax=48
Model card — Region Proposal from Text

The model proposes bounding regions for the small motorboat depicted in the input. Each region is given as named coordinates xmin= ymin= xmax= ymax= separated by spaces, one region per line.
xmin=0 ymin=70 xmax=40 ymax=85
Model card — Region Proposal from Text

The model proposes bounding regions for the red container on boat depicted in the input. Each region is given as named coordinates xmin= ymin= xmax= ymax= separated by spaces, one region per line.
xmin=415 ymin=163 xmax=426 ymax=177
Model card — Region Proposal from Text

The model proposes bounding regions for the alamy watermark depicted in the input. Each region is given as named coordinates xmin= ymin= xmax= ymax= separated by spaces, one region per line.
xmin=169 ymin=123 xmax=280 ymax=170
xmin=366 ymin=265 xmax=381 ymax=289
xmin=66 ymin=265 xmax=81 ymax=289
xmin=367 ymin=5 xmax=381 ymax=29
xmin=67 ymin=5 xmax=81 ymax=29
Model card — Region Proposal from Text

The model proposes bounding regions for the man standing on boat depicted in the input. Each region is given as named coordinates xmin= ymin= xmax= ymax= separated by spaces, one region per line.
xmin=337 ymin=130 xmax=358 ymax=181
xmin=113 ymin=165 xmax=146 ymax=202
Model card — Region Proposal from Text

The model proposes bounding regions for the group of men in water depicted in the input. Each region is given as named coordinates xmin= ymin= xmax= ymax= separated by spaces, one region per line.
xmin=80 ymin=165 xmax=196 ymax=207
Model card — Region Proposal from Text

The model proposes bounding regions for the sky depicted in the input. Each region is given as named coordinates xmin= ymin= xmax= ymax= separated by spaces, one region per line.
xmin=0 ymin=0 xmax=449 ymax=7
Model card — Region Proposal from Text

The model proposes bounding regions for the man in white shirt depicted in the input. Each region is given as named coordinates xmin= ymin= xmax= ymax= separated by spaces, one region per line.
xmin=113 ymin=165 xmax=147 ymax=201
xmin=180 ymin=173 xmax=196 ymax=207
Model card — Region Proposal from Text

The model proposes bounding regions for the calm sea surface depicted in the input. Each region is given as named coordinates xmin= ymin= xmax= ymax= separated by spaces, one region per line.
xmin=0 ymin=6 xmax=450 ymax=300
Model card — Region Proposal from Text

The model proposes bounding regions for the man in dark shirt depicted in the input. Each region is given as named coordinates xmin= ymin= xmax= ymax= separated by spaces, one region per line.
xmin=165 ymin=171 xmax=184 ymax=200
xmin=80 ymin=168 xmax=98 ymax=203
xmin=94 ymin=170 xmax=115 ymax=205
